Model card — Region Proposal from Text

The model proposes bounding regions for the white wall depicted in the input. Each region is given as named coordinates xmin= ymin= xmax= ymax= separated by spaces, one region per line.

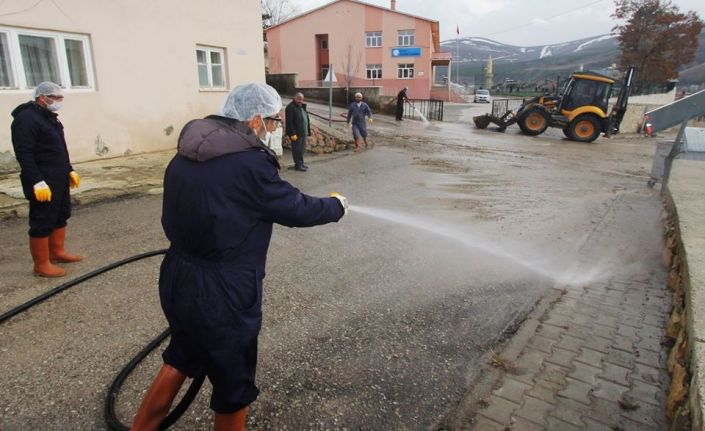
xmin=0 ymin=0 xmax=265 ymax=169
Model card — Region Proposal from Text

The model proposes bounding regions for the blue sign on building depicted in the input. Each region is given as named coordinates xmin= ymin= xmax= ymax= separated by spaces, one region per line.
xmin=391 ymin=47 xmax=421 ymax=57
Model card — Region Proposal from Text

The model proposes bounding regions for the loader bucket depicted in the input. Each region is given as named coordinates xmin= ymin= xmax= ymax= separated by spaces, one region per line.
xmin=473 ymin=114 xmax=491 ymax=129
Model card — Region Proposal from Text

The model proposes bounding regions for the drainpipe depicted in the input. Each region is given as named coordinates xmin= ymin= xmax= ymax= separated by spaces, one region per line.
xmin=391 ymin=0 xmax=396 ymax=11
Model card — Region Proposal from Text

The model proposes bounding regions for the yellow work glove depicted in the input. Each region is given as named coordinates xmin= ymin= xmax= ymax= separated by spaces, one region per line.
xmin=69 ymin=171 xmax=80 ymax=189
xmin=330 ymin=192 xmax=349 ymax=216
xmin=33 ymin=181 xmax=52 ymax=202
xmin=290 ymin=134 xmax=298 ymax=142
xmin=347 ymin=123 xmax=352 ymax=128
xmin=368 ymin=118 xmax=373 ymax=124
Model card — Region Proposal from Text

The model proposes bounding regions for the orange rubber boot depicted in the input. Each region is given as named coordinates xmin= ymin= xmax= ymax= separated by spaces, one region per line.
xmin=49 ymin=227 xmax=83 ymax=263
xmin=30 ymin=237 xmax=66 ymax=277
xmin=130 ymin=365 xmax=187 ymax=431
xmin=215 ymin=406 xmax=249 ymax=431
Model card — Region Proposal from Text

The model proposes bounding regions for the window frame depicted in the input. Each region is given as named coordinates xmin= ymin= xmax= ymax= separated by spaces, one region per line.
xmin=196 ymin=45 xmax=228 ymax=91
xmin=397 ymin=30 xmax=415 ymax=47
xmin=0 ymin=26 xmax=95 ymax=92
xmin=397 ymin=63 xmax=414 ymax=79
xmin=366 ymin=64 xmax=382 ymax=80
xmin=365 ymin=31 xmax=382 ymax=48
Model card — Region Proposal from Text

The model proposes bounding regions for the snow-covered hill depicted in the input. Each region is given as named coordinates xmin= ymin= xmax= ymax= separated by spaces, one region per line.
xmin=440 ymin=35 xmax=619 ymax=64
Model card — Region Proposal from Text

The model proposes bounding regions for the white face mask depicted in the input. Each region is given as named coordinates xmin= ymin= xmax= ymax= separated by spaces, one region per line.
xmin=259 ymin=117 xmax=272 ymax=145
xmin=47 ymin=100 xmax=63 ymax=112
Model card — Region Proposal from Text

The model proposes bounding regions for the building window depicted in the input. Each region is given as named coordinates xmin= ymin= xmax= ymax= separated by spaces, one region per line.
xmin=320 ymin=39 xmax=328 ymax=49
xmin=196 ymin=46 xmax=226 ymax=89
xmin=397 ymin=63 xmax=414 ymax=79
xmin=0 ymin=27 xmax=94 ymax=91
xmin=366 ymin=31 xmax=382 ymax=48
xmin=397 ymin=30 xmax=415 ymax=47
xmin=0 ymin=32 xmax=15 ymax=88
xmin=366 ymin=64 xmax=382 ymax=79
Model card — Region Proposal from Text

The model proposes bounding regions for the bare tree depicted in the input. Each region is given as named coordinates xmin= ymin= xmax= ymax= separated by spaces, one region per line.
xmin=261 ymin=0 xmax=301 ymax=29
xmin=340 ymin=39 xmax=364 ymax=104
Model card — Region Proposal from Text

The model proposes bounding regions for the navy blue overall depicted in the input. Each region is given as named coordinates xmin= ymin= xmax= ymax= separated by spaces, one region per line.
xmin=160 ymin=116 xmax=343 ymax=413
xmin=11 ymin=101 xmax=73 ymax=237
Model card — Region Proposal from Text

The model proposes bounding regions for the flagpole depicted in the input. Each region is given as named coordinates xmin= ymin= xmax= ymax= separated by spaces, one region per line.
xmin=456 ymin=25 xmax=460 ymax=85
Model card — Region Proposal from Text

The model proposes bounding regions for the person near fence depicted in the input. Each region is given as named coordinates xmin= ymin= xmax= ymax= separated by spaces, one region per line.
xmin=130 ymin=83 xmax=349 ymax=431
xmin=10 ymin=81 xmax=83 ymax=278
xmin=347 ymin=92 xmax=373 ymax=152
xmin=284 ymin=92 xmax=310 ymax=172
xmin=396 ymin=87 xmax=409 ymax=121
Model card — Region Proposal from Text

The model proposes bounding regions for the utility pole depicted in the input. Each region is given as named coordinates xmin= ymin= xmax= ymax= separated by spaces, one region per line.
xmin=328 ymin=63 xmax=333 ymax=127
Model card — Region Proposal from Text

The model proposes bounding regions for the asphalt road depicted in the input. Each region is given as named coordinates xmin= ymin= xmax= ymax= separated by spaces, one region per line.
xmin=0 ymin=105 xmax=664 ymax=430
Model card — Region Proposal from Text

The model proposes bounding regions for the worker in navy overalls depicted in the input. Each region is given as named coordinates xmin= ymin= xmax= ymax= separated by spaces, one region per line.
xmin=131 ymin=83 xmax=349 ymax=431
xmin=11 ymin=81 xmax=83 ymax=278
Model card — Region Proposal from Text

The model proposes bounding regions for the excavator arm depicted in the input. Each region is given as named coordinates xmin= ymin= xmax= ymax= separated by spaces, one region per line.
xmin=606 ymin=66 xmax=635 ymax=136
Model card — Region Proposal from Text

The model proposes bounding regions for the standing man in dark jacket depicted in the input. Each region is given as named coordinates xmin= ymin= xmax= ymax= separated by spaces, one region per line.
xmin=284 ymin=92 xmax=310 ymax=172
xmin=396 ymin=86 xmax=409 ymax=121
xmin=130 ymin=83 xmax=348 ymax=431
xmin=10 ymin=81 xmax=82 ymax=278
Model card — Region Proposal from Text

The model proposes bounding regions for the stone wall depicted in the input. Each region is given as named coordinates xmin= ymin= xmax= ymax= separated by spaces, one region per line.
xmin=280 ymin=115 xmax=353 ymax=155
xmin=662 ymin=159 xmax=705 ymax=430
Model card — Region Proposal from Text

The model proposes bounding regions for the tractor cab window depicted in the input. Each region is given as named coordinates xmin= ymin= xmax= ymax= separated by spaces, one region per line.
xmin=562 ymin=79 xmax=611 ymax=112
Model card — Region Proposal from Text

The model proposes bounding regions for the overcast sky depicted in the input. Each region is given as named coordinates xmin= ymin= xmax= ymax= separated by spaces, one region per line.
xmin=289 ymin=0 xmax=705 ymax=46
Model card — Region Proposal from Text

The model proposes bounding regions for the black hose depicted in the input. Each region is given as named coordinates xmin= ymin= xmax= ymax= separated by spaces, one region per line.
xmin=104 ymin=328 xmax=207 ymax=431
xmin=0 ymin=249 xmax=205 ymax=430
xmin=0 ymin=249 xmax=167 ymax=324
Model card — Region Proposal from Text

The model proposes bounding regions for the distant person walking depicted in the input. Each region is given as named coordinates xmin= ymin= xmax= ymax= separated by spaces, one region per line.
xmin=10 ymin=81 xmax=82 ymax=278
xmin=284 ymin=92 xmax=310 ymax=172
xmin=396 ymin=86 xmax=409 ymax=121
xmin=347 ymin=92 xmax=373 ymax=152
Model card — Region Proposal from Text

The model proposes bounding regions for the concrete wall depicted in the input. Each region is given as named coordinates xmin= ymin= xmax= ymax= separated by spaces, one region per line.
xmin=266 ymin=0 xmax=435 ymax=99
xmin=619 ymin=103 xmax=661 ymax=134
xmin=0 ymin=0 xmax=265 ymax=171
xmin=266 ymin=73 xmax=299 ymax=97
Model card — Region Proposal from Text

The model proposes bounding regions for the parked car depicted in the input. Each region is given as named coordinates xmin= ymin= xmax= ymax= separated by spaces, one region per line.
xmin=474 ymin=89 xmax=491 ymax=103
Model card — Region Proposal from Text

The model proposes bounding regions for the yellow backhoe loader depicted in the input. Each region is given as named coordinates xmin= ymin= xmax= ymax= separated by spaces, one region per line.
xmin=474 ymin=67 xmax=635 ymax=143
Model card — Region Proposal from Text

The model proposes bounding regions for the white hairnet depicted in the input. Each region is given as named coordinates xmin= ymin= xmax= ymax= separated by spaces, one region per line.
xmin=355 ymin=92 xmax=363 ymax=98
xmin=220 ymin=83 xmax=282 ymax=120
xmin=34 ymin=82 xmax=63 ymax=98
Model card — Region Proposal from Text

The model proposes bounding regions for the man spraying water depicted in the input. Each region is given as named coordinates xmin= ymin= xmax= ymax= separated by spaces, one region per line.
xmin=130 ymin=83 xmax=349 ymax=431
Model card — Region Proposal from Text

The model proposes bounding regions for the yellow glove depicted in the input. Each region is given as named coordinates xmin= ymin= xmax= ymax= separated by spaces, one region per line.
xmin=33 ymin=181 xmax=52 ymax=202
xmin=69 ymin=171 xmax=80 ymax=189
xmin=330 ymin=192 xmax=349 ymax=216
xmin=347 ymin=123 xmax=352 ymax=128
xmin=368 ymin=118 xmax=373 ymax=124
xmin=290 ymin=134 xmax=298 ymax=142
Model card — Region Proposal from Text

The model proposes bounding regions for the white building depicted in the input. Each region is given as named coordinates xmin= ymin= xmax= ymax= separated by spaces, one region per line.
xmin=0 ymin=0 xmax=265 ymax=169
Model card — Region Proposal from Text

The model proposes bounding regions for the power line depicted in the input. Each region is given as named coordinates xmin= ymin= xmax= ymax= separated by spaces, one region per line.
xmin=484 ymin=0 xmax=609 ymax=39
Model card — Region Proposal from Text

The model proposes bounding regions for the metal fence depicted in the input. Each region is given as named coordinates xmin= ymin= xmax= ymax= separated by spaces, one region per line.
xmin=491 ymin=98 xmax=524 ymax=117
xmin=404 ymin=99 xmax=444 ymax=121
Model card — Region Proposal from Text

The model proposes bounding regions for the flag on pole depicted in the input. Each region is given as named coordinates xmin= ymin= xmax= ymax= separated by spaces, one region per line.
xmin=456 ymin=24 xmax=460 ymax=35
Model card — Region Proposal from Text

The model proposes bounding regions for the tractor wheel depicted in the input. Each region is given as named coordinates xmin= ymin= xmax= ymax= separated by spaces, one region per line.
xmin=562 ymin=127 xmax=570 ymax=138
xmin=518 ymin=107 xmax=550 ymax=136
xmin=567 ymin=115 xmax=601 ymax=142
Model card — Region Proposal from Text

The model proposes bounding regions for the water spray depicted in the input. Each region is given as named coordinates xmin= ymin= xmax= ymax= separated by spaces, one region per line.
xmin=349 ymin=205 xmax=611 ymax=286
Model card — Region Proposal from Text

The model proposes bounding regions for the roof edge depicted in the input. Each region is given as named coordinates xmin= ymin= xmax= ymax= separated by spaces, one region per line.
xmin=266 ymin=0 xmax=439 ymax=32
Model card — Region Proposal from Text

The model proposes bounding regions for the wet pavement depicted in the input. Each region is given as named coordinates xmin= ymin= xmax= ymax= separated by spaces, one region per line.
xmin=0 ymin=104 xmax=669 ymax=430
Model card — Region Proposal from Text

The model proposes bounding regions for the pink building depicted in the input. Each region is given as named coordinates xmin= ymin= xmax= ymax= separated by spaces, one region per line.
xmin=266 ymin=0 xmax=451 ymax=99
